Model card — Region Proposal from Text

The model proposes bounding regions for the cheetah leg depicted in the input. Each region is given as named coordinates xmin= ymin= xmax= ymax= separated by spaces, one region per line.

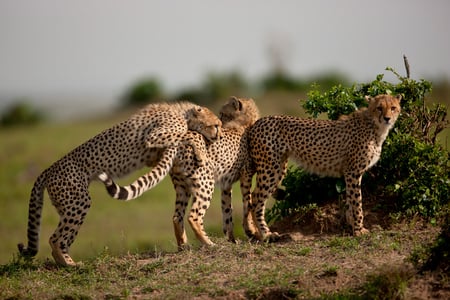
xmin=179 ymin=131 xmax=208 ymax=167
xmin=49 ymin=218 xmax=77 ymax=266
xmin=344 ymin=173 xmax=369 ymax=236
xmin=146 ymin=127 xmax=207 ymax=166
xmin=171 ymin=174 xmax=190 ymax=250
xmin=240 ymin=166 xmax=259 ymax=240
xmin=144 ymin=114 xmax=187 ymax=148
xmin=221 ymin=188 xmax=236 ymax=243
xmin=251 ymin=159 xmax=288 ymax=242
xmin=187 ymin=178 xmax=215 ymax=246
xmin=48 ymin=188 xmax=91 ymax=266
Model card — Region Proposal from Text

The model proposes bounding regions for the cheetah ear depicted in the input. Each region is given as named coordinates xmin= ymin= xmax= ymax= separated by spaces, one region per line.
xmin=364 ymin=95 xmax=372 ymax=103
xmin=395 ymin=94 xmax=402 ymax=101
xmin=229 ymin=96 xmax=243 ymax=111
xmin=188 ymin=107 xmax=202 ymax=119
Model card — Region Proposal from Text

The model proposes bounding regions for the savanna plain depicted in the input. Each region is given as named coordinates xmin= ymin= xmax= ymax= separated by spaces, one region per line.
xmin=0 ymin=92 xmax=448 ymax=299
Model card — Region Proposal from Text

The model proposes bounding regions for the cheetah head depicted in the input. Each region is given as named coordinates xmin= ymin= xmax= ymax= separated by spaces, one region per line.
xmin=187 ymin=106 xmax=222 ymax=142
xmin=219 ymin=96 xmax=260 ymax=129
xmin=366 ymin=94 xmax=401 ymax=128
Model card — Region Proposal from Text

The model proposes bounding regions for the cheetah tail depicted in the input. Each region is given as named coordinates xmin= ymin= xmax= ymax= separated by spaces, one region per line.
xmin=98 ymin=146 xmax=178 ymax=201
xmin=17 ymin=169 xmax=48 ymax=258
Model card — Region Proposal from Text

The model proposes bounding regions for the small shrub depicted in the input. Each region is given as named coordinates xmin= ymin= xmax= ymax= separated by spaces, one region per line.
xmin=266 ymin=168 xmax=343 ymax=223
xmin=0 ymin=101 xmax=44 ymax=127
xmin=122 ymin=78 xmax=164 ymax=107
xmin=374 ymin=133 xmax=450 ymax=218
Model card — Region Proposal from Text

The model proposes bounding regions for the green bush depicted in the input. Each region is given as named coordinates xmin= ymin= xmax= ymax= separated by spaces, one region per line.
xmin=122 ymin=77 xmax=164 ymax=107
xmin=268 ymin=68 xmax=450 ymax=223
xmin=0 ymin=102 xmax=45 ymax=127
xmin=266 ymin=169 xmax=344 ymax=222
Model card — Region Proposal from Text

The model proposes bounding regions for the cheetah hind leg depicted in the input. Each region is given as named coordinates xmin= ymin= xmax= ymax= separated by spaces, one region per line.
xmin=48 ymin=187 xmax=91 ymax=266
xmin=248 ymin=161 xmax=287 ymax=243
xmin=240 ymin=167 xmax=261 ymax=241
xmin=242 ymin=190 xmax=261 ymax=241
xmin=221 ymin=188 xmax=236 ymax=243
xmin=50 ymin=242 xmax=77 ymax=267
xmin=49 ymin=214 xmax=85 ymax=267
xmin=173 ymin=217 xmax=189 ymax=250
xmin=171 ymin=175 xmax=190 ymax=250
xmin=249 ymin=190 xmax=281 ymax=243
xmin=187 ymin=179 xmax=215 ymax=247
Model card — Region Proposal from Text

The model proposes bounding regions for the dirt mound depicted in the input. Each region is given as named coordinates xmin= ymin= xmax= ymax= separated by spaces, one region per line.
xmin=270 ymin=195 xmax=393 ymax=238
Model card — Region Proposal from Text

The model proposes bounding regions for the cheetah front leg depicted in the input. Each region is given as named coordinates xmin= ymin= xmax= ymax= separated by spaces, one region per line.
xmin=146 ymin=128 xmax=207 ymax=166
xmin=344 ymin=173 xmax=369 ymax=236
xmin=179 ymin=131 xmax=208 ymax=167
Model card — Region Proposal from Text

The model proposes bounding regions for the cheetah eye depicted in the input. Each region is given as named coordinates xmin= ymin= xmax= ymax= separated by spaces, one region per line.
xmin=376 ymin=107 xmax=383 ymax=112
xmin=390 ymin=106 xmax=397 ymax=112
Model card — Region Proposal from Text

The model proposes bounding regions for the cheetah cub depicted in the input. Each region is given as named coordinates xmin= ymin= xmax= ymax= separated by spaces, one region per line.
xmin=99 ymin=97 xmax=260 ymax=248
xmin=18 ymin=102 xmax=221 ymax=266
xmin=241 ymin=94 xmax=401 ymax=240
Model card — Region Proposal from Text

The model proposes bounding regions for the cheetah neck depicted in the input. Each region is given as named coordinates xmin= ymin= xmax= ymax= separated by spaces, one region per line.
xmin=361 ymin=110 xmax=393 ymax=146
xmin=175 ymin=103 xmax=199 ymax=119
xmin=222 ymin=119 xmax=251 ymax=133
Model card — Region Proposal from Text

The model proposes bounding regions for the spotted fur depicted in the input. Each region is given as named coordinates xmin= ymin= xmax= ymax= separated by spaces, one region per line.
xmin=18 ymin=102 xmax=221 ymax=266
xmin=99 ymin=97 xmax=259 ymax=248
xmin=241 ymin=94 xmax=401 ymax=241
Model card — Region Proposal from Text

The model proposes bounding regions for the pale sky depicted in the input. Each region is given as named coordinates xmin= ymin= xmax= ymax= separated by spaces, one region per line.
xmin=1 ymin=0 xmax=449 ymax=116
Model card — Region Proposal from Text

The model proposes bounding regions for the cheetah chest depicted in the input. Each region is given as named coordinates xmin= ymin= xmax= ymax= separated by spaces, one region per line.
xmin=366 ymin=142 xmax=383 ymax=170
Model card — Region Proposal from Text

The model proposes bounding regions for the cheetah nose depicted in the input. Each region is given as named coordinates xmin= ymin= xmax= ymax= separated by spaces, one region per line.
xmin=208 ymin=125 xmax=220 ymax=142
xmin=383 ymin=117 xmax=391 ymax=123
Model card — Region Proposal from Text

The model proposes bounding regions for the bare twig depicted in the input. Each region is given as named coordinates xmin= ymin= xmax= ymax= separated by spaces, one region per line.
xmin=403 ymin=55 xmax=410 ymax=79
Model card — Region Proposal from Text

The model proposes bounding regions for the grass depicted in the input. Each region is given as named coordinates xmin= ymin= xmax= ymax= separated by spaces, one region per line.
xmin=0 ymin=228 xmax=441 ymax=299
xmin=0 ymin=117 xmax=248 ymax=265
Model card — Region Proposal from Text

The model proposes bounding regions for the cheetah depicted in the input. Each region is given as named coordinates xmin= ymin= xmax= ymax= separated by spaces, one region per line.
xmin=98 ymin=96 xmax=259 ymax=248
xmin=18 ymin=102 xmax=222 ymax=266
xmin=240 ymin=94 xmax=401 ymax=241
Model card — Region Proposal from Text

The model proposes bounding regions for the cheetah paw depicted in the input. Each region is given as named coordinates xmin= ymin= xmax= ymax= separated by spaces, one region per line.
xmin=265 ymin=232 xmax=281 ymax=243
xmin=193 ymin=151 xmax=207 ymax=167
xmin=354 ymin=227 xmax=370 ymax=236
